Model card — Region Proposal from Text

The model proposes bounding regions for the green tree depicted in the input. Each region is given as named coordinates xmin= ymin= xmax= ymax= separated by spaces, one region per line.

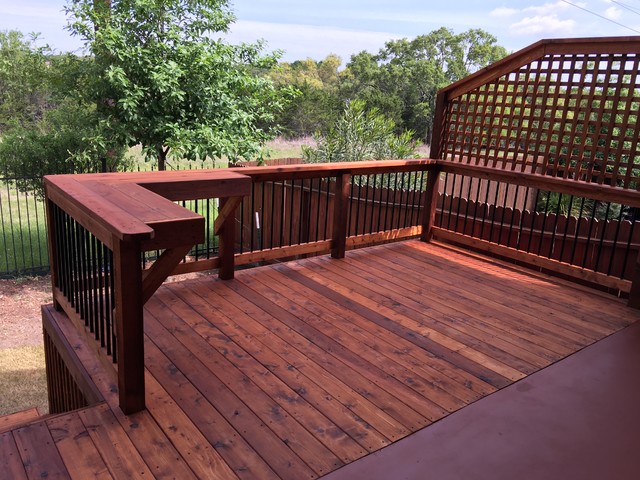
xmin=67 ymin=0 xmax=291 ymax=169
xmin=341 ymin=28 xmax=507 ymax=143
xmin=302 ymin=100 xmax=420 ymax=163
xmin=0 ymin=29 xmax=124 ymax=192
xmin=269 ymin=54 xmax=342 ymax=138
xmin=0 ymin=31 xmax=52 ymax=133
xmin=0 ymin=99 xmax=127 ymax=196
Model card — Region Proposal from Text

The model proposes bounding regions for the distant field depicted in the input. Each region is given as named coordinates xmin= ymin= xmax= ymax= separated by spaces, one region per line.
xmin=126 ymin=137 xmax=312 ymax=171
xmin=263 ymin=136 xmax=314 ymax=159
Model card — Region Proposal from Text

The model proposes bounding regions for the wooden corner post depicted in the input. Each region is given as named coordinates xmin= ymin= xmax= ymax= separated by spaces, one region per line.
xmin=217 ymin=196 xmax=240 ymax=280
xmin=629 ymin=250 xmax=640 ymax=309
xmin=430 ymin=91 xmax=447 ymax=160
xmin=44 ymin=196 xmax=62 ymax=311
xmin=420 ymin=165 xmax=442 ymax=242
xmin=331 ymin=173 xmax=351 ymax=259
xmin=113 ymin=238 xmax=146 ymax=414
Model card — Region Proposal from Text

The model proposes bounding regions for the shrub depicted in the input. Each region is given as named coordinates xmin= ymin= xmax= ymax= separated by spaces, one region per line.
xmin=302 ymin=100 xmax=420 ymax=163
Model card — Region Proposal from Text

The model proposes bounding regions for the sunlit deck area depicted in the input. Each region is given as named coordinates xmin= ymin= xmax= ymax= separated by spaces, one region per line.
xmin=4 ymin=35 xmax=640 ymax=479
xmin=4 ymin=239 xmax=640 ymax=479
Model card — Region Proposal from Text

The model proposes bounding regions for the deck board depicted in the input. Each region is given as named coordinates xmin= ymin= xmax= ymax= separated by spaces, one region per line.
xmin=11 ymin=240 xmax=640 ymax=479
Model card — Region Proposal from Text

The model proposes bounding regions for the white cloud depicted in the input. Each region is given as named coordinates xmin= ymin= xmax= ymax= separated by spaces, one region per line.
xmin=227 ymin=21 xmax=402 ymax=62
xmin=509 ymin=15 xmax=576 ymax=35
xmin=522 ymin=2 xmax=582 ymax=16
xmin=604 ymin=6 xmax=623 ymax=20
xmin=490 ymin=7 xmax=519 ymax=17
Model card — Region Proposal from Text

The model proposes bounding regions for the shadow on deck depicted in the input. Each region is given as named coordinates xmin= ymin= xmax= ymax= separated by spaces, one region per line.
xmin=4 ymin=240 xmax=640 ymax=479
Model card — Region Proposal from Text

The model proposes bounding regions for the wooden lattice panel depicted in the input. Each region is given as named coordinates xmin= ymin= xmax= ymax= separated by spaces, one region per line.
xmin=440 ymin=43 xmax=640 ymax=190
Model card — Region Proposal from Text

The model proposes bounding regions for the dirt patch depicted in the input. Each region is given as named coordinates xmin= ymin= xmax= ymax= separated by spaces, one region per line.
xmin=0 ymin=276 xmax=51 ymax=349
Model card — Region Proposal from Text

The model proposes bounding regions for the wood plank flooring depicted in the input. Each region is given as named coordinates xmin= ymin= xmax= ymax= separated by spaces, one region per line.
xmin=5 ymin=240 xmax=640 ymax=479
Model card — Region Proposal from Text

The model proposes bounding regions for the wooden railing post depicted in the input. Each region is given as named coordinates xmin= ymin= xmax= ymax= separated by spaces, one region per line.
xmin=629 ymin=250 xmax=640 ymax=309
xmin=430 ymin=91 xmax=447 ymax=160
xmin=218 ymin=196 xmax=237 ymax=280
xmin=421 ymin=166 xmax=442 ymax=242
xmin=44 ymin=197 xmax=62 ymax=311
xmin=331 ymin=173 xmax=350 ymax=259
xmin=113 ymin=238 xmax=145 ymax=414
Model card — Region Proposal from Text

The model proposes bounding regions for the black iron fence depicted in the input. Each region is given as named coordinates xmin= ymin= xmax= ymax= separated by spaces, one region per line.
xmin=0 ymin=175 xmax=49 ymax=277
xmin=0 ymin=159 xmax=228 ymax=277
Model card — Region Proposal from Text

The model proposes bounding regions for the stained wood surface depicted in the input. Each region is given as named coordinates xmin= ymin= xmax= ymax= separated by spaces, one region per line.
xmin=8 ymin=241 xmax=640 ymax=479
xmin=0 ymin=408 xmax=40 ymax=434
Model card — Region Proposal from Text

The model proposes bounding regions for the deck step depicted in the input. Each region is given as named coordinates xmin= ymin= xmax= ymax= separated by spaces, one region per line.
xmin=0 ymin=407 xmax=41 ymax=433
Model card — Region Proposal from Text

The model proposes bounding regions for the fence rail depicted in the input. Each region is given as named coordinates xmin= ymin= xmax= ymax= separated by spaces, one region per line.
xmin=435 ymin=169 xmax=639 ymax=292
xmin=0 ymin=176 xmax=48 ymax=277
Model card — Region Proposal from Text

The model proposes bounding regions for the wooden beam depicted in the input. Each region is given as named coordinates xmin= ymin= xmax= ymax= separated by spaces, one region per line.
xmin=235 ymin=159 xmax=437 ymax=182
xmin=346 ymin=227 xmax=422 ymax=248
xmin=440 ymin=37 xmax=640 ymax=100
xmin=214 ymin=196 xmax=242 ymax=236
xmin=430 ymin=92 xmax=447 ymax=159
xmin=142 ymin=245 xmax=193 ymax=304
xmin=171 ymin=257 xmax=220 ymax=275
xmin=235 ymin=241 xmax=333 ymax=266
xmin=438 ymin=162 xmax=640 ymax=208
xmin=331 ymin=173 xmax=351 ymax=259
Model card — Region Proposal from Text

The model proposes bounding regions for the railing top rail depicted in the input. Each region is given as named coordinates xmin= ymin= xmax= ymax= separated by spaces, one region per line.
xmin=234 ymin=158 xmax=439 ymax=180
xmin=45 ymin=175 xmax=154 ymax=245
xmin=59 ymin=169 xmax=251 ymax=201
xmin=43 ymin=169 xmax=253 ymax=247
xmin=439 ymin=162 xmax=640 ymax=208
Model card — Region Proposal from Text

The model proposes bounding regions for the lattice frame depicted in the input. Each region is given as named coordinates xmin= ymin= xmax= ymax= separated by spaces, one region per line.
xmin=439 ymin=43 xmax=640 ymax=190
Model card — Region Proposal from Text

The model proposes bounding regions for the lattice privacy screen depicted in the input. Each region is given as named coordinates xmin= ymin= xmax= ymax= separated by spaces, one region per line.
xmin=439 ymin=41 xmax=640 ymax=190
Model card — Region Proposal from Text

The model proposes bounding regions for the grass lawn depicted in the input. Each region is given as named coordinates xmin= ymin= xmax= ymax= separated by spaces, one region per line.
xmin=0 ymin=346 xmax=48 ymax=415
xmin=0 ymin=185 xmax=49 ymax=277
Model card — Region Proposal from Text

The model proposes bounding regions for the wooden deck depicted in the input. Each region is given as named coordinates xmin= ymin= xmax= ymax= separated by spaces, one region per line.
xmin=4 ymin=240 xmax=640 ymax=479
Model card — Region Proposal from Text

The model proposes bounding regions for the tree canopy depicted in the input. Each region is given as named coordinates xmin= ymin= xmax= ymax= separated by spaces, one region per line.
xmin=66 ymin=0 xmax=292 ymax=169
xmin=0 ymin=31 xmax=53 ymax=134
xmin=270 ymin=27 xmax=507 ymax=144
xmin=341 ymin=28 xmax=507 ymax=142
xmin=268 ymin=54 xmax=343 ymax=138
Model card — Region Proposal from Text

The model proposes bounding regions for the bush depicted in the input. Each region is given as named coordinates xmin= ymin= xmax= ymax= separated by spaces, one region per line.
xmin=0 ymin=100 xmax=127 ymax=197
xmin=302 ymin=100 xmax=420 ymax=163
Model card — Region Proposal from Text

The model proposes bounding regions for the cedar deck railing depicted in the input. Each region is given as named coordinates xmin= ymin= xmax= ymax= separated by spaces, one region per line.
xmin=430 ymin=36 xmax=640 ymax=300
xmin=43 ymin=36 xmax=640 ymax=415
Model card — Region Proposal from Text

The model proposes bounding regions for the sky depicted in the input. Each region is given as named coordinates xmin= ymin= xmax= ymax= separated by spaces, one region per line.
xmin=1 ymin=0 xmax=640 ymax=64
